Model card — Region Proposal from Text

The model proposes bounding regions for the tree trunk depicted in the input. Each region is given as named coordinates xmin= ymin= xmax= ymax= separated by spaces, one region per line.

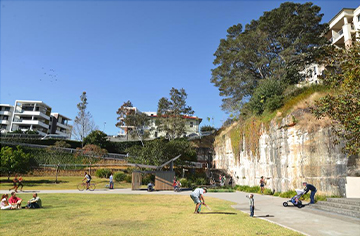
xmin=55 ymin=164 xmax=59 ymax=184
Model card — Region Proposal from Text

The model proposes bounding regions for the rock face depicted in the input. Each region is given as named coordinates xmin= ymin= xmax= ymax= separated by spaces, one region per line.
xmin=213 ymin=115 xmax=356 ymax=197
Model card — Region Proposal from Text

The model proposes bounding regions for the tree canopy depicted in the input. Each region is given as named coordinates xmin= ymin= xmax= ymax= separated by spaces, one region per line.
xmin=156 ymin=87 xmax=194 ymax=140
xmin=84 ymin=130 xmax=109 ymax=149
xmin=116 ymin=100 xmax=151 ymax=146
xmin=125 ymin=138 xmax=197 ymax=166
xmin=0 ymin=146 xmax=32 ymax=179
xmin=312 ymin=42 xmax=360 ymax=155
xmin=211 ymin=2 xmax=328 ymax=112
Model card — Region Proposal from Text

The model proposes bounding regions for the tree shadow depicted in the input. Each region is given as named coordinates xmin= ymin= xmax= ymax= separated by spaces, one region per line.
xmin=256 ymin=215 xmax=275 ymax=217
xmin=0 ymin=180 xmax=69 ymax=187
xmin=200 ymin=212 xmax=237 ymax=215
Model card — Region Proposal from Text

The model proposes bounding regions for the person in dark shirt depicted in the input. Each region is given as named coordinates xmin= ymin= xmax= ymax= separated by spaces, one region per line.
xmin=303 ymin=182 xmax=317 ymax=204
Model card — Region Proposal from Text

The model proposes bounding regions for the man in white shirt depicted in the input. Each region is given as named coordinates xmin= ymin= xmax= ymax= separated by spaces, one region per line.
xmin=190 ymin=187 xmax=207 ymax=213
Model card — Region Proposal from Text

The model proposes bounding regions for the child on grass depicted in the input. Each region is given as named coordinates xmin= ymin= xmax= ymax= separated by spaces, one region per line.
xmin=246 ymin=194 xmax=255 ymax=217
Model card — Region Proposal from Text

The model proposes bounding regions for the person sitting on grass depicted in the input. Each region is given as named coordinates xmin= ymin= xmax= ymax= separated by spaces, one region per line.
xmin=1 ymin=194 xmax=14 ymax=210
xmin=8 ymin=192 xmax=22 ymax=209
xmin=83 ymin=172 xmax=91 ymax=190
xmin=190 ymin=187 xmax=207 ymax=214
xmin=9 ymin=175 xmax=19 ymax=192
xmin=25 ymin=193 xmax=42 ymax=209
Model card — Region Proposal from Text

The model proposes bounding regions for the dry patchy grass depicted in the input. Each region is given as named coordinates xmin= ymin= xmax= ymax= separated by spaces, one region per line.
xmin=0 ymin=194 xmax=302 ymax=236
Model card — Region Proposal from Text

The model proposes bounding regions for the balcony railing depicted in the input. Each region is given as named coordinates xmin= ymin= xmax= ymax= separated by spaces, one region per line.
xmin=331 ymin=29 xmax=344 ymax=43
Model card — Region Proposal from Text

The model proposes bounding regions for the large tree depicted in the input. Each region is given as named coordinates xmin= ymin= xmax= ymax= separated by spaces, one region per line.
xmin=73 ymin=92 xmax=97 ymax=147
xmin=156 ymin=88 xmax=194 ymax=140
xmin=116 ymin=100 xmax=150 ymax=146
xmin=0 ymin=146 xmax=32 ymax=180
xmin=312 ymin=42 xmax=360 ymax=155
xmin=211 ymin=2 xmax=328 ymax=112
xmin=83 ymin=130 xmax=109 ymax=149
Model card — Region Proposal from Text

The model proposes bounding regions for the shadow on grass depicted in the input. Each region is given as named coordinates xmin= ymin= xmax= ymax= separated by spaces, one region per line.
xmin=0 ymin=180 xmax=69 ymax=186
xmin=201 ymin=212 xmax=237 ymax=215
xmin=256 ymin=215 xmax=275 ymax=217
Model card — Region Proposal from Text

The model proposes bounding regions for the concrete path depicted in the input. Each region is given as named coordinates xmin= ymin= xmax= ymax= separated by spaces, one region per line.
xmin=2 ymin=189 xmax=359 ymax=236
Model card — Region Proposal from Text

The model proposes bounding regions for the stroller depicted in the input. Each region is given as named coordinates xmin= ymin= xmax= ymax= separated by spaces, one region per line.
xmin=283 ymin=189 xmax=305 ymax=208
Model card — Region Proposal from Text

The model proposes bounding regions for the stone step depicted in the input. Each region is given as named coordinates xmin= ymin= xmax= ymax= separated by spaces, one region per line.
xmin=312 ymin=204 xmax=360 ymax=219
xmin=317 ymin=201 xmax=360 ymax=212
xmin=327 ymin=198 xmax=360 ymax=206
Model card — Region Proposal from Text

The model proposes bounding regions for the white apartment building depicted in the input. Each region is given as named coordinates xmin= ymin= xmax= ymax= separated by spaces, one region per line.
xmin=117 ymin=107 xmax=202 ymax=140
xmin=0 ymin=104 xmax=14 ymax=133
xmin=326 ymin=6 xmax=360 ymax=48
xmin=299 ymin=5 xmax=360 ymax=87
xmin=0 ymin=100 xmax=72 ymax=139
xmin=50 ymin=113 xmax=72 ymax=138
xmin=10 ymin=100 xmax=52 ymax=136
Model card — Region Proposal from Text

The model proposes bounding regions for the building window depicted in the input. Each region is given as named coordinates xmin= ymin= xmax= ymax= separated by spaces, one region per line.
xmin=358 ymin=14 xmax=360 ymax=22
xmin=4 ymin=107 xmax=10 ymax=111
xmin=155 ymin=132 xmax=158 ymax=138
xmin=190 ymin=122 xmax=194 ymax=128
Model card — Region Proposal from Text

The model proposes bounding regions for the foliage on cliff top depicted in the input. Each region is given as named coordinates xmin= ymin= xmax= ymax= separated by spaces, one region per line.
xmin=312 ymin=42 xmax=360 ymax=155
xmin=215 ymin=85 xmax=330 ymax=159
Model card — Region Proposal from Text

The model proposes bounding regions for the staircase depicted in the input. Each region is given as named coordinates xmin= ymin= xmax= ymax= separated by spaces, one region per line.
xmin=312 ymin=198 xmax=360 ymax=219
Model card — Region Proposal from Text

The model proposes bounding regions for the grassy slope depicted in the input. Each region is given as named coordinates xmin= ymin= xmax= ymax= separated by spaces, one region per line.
xmin=0 ymin=176 xmax=131 ymax=190
xmin=0 ymin=194 xmax=302 ymax=236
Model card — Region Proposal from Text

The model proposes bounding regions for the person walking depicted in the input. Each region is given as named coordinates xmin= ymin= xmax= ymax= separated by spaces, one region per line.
xmin=109 ymin=173 xmax=114 ymax=189
xmin=9 ymin=175 xmax=19 ymax=192
xmin=260 ymin=176 xmax=266 ymax=194
xmin=18 ymin=176 xmax=24 ymax=191
xmin=246 ymin=194 xmax=255 ymax=217
xmin=303 ymin=182 xmax=317 ymax=204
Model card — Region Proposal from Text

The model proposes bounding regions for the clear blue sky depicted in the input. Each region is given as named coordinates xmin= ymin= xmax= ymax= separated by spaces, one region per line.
xmin=1 ymin=0 xmax=359 ymax=135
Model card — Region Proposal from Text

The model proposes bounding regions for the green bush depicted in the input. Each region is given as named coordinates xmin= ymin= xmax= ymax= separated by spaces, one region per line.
xmin=114 ymin=171 xmax=126 ymax=182
xmin=142 ymin=174 xmax=155 ymax=184
xmin=180 ymin=178 xmax=190 ymax=188
xmin=273 ymin=192 xmax=281 ymax=196
xmin=195 ymin=178 xmax=207 ymax=185
xmin=263 ymin=188 xmax=273 ymax=195
xmin=279 ymin=190 xmax=297 ymax=198
xmin=95 ymin=168 xmax=112 ymax=178
xmin=248 ymin=79 xmax=284 ymax=115
xmin=207 ymin=188 xmax=235 ymax=192
xmin=125 ymin=175 xmax=132 ymax=183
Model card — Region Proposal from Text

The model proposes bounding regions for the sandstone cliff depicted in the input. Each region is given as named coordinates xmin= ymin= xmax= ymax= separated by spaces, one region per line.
xmin=213 ymin=109 xmax=359 ymax=196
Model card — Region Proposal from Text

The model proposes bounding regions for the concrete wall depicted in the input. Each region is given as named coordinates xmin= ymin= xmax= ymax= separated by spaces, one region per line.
xmin=213 ymin=113 xmax=359 ymax=197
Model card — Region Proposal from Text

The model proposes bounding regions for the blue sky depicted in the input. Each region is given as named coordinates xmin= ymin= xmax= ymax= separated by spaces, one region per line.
xmin=1 ymin=0 xmax=359 ymax=135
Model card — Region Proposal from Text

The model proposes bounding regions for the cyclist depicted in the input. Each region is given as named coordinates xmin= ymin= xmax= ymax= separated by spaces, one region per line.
xmin=82 ymin=172 xmax=91 ymax=190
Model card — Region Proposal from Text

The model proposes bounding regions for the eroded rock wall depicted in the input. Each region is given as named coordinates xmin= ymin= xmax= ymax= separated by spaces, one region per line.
xmin=213 ymin=115 xmax=349 ymax=196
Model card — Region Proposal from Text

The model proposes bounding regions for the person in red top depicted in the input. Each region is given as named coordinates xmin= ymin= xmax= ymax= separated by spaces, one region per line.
xmin=9 ymin=192 xmax=22 ymax=209
xmin=9 ymin=175 xmax=19 ymax=192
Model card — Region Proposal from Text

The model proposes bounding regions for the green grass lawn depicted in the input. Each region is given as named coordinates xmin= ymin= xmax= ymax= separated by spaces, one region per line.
xmin=0 ymin=176 xmax=131 ymax=190
xmin=0 ymin=194 xmax=302 ymax=236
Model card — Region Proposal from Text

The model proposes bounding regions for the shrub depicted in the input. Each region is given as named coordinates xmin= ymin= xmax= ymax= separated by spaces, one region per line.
xmin=195 ymin=178 xmax=207 ymax=185
xmin=273 ymin=192 xmax=281 ymax=196
xmin=125 ymin=175 xmax=132 ymax=183
xmin=180 ymin=178 xmax=189 ymax=188
xmin=263 ymin=188 xmax=273 ymax=195
xmin=207 ymin=188 xmax=235 ymax=192
xmin=279 ymin=190 xmax=297 ymax=198
xmin=95 ymin=168 xmax=112 ymax=178
xmin=114 ymin=171 xmax=126 ymax=182
xmin=142 ymin=174 xmax=155 ymax=184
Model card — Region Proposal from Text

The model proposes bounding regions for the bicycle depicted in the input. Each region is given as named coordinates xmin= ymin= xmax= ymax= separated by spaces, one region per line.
xmin=77 ymin=182 xmax=96 ymax=191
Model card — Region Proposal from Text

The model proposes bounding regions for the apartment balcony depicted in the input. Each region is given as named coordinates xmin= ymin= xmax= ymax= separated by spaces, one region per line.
xmin=12 ymin=120 xmax=49 ymax=129
xmin=0 ymin=111 xmax=12 ymax=116
xmin=56 ymin=122 xmax=71 ymax=130
xmin=13 ymin=110 xmax=50 ymax=120
xmin=55 ymin=130 xmax=71 ymax=137
xmin=0 ymin=120 xmax=10 ymax=125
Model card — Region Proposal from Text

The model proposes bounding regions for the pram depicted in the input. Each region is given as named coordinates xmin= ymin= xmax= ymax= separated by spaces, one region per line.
xmin=283 ymin=189 xmax=305 ymax=208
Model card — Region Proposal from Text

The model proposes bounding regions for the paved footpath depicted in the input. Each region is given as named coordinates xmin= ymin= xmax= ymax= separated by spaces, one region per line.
xmin=2 ymin=189 xmax=359 ymax=236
